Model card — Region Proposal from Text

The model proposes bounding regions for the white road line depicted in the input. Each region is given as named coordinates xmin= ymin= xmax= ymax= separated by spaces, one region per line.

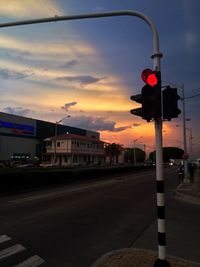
xmin=0 ymin=244 xmax=26 ymax=260
xmin=7 ymin=179 xmax=119 ymax=204
xmin=14 ymin=255 xmax=45 ymax=267
xmin=0 ymin=235 xmax=11 ymax=244
xmin=8 ymin=171 xmax=151 ymax=204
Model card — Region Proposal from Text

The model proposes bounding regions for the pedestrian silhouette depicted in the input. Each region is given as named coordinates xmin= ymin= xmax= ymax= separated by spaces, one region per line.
xmin=178 ymin=164 xmax=184 ymax=184
xmin=188 ymin=163 xmax=195 ymax=183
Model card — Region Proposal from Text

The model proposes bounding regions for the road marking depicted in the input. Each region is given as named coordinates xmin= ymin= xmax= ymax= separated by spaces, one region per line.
xmin=0 ymin=235 xmax=11 ymax=244
xmin=14 ymin=255 xmax=45 ymax=267
xmin=8 ymin=171 xmax=154 ymax=204
xmin=0 ymin=244 xmax=26 ymax=260
xmin=8 ymin=180 xmax=115 ymax=204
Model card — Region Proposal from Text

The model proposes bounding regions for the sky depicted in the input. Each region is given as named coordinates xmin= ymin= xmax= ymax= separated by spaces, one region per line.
xmin=0 ymin=0 xmax=200 ymax=157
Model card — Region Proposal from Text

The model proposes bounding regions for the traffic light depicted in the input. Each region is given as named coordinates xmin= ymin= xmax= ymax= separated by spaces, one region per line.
xmin=130 ymin=94 xmax=144 ymax=119
xmin=130 ymin=69 xmax=162 ymax=122
xmin=162 ymin=86 xmax=181 ymax=120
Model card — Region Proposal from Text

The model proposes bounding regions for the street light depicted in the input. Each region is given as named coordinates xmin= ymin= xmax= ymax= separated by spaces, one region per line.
xmin=54 ymin=116 xmax=71 ymax=164
xmin=133 ymin=136 xmax=143 ymax=165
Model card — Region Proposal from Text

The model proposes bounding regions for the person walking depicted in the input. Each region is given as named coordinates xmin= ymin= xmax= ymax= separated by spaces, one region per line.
xmin=178 ymin=164 xmax=184 ymax=184
xmin=188 ymin=163 xmax=195 ymax=183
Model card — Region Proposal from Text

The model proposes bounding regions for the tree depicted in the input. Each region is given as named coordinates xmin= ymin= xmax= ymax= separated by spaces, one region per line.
xmin=149 ymin=147 xmax=184 ymax=163
xmin=124 ymin=148 xmax=145 ymax=163
xmin=105 ymin=143 xmax=122 ymax=164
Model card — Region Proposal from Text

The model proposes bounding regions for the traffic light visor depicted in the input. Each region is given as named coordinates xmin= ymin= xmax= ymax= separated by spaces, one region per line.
xmin=141 ymin=68 xmax=158 ymax=87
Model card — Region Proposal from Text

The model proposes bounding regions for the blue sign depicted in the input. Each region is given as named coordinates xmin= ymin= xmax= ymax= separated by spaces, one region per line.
xmin=0 ymin=120 xmax=34 ymax=135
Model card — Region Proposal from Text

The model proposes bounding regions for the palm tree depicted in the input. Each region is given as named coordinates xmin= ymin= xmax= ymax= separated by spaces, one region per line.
xmin=105 ymin=143 xmax=122 ymax=164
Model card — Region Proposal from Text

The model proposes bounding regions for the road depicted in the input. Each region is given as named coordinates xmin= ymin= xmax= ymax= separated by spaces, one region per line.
xmin=0 ymin=166 xmax=199 ymax=266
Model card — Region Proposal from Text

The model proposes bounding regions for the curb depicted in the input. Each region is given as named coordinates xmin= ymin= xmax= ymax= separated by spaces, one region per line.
xmin=90 ymin=248 xmax=156 ymax=267
xmin=174 ymin=190 xmax=200 ymax=205
xmin=90 ymin=248 xmax=200 ymax=267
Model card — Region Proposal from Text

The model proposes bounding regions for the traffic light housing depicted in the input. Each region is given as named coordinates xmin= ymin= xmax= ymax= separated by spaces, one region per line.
xmin=130 ymin=94 xmax=144 ymax=119
xmin=162 ymin=86 xmax=181 ymax=120
xmin=130 ymin=69 xmax=162 ymax=122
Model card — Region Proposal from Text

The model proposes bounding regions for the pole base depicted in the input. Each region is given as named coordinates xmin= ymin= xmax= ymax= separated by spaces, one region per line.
xmin=153 ymin=258 xmax=171 ymax=267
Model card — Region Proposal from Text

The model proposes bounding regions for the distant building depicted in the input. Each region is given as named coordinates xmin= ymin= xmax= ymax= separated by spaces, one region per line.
xmin=0 ymin=112 xmax=99 ymax=162
xmin=44 ymin=133 xmax=105 ymax=166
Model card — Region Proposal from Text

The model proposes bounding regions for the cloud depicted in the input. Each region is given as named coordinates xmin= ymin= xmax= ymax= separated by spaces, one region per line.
xmin=55 ymin=75 xmax=105 ymax=85
xmin=0 ymin=68 xmax=34 ymax=79
xmin=0 ymin=35 xmax=96 ymax=58
xmin=59 ymin=60 xmax=79 ymax=69
xmin=0 ymin=0 xmax=63 ymax=18
xmin=3 ymin=107 xmax=31 ymax=116
xmin=61 ymin=102 xmax=77 ymax=111
xmin=64 ymin=115 xmax=130 ymax=132
xmin=132 ymin=123 xmax=141 ymax=127
xmin=113 ymin=126 xmax=131 ymax=132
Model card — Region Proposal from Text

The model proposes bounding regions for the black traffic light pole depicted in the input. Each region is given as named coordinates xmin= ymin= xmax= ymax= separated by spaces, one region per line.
xmin=0 ymin=10 xmax=169 ymax=266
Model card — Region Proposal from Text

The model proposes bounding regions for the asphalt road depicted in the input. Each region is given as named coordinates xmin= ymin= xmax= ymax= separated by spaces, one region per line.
xmin=0 ymin=166 xmax=199 ymax=267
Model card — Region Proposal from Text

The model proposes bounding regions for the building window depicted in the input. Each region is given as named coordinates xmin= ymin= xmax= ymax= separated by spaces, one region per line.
xmin=57 ymin=142 xmax=60 ymax=147
xmin=46 ymin=141 xmax=52 ymax=146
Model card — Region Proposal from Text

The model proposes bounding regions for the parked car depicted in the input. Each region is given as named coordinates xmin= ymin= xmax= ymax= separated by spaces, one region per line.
xmin=39 ymin=162 xmax=57 ymax=168
xmin=0 ymin=163 xmax=5 ymax=168
xmin=17 ymin=164 xmax=36 ymax=168
xmin=196 ymin=159 xmax=200 ymax=168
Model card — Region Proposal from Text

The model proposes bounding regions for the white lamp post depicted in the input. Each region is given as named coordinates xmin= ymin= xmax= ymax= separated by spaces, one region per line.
xmin=54 ymin=116 xmax=71 ymax=164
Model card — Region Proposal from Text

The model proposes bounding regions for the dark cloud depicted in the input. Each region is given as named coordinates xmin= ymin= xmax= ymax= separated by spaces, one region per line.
xmin=113 ymin=126 xmax=131 ymax=132
xmin=59 ymin=60 xmax=79 ymax=69
xmin=19 ymin=51 xmax=32 ymax=57
xmin=64 ymin=115 xmax=130 ymax=132
xmin=55 ymin=75 xmax=105 ymax=85
xmin=3 ymin=107 xmax=31 ymax=116
xmin=61 ymin=102 xmax=77 ymax=111
xmin=0 ymin=68 xmax=34 ymax=80
xmin=132 ymin=123 xmax=141 ymax=127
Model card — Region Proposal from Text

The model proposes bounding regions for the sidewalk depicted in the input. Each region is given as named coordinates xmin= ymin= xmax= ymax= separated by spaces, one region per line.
xmin=174 ymin=167 xmax=200 ymax=205
xmin=91 ymin=248 xmax=200 ymax=267
xmin=91 ymin=168 xmax=200 ymax=267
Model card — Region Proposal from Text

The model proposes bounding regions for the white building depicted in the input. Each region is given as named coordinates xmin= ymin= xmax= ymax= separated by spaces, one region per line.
xmin=0 ymin=112 xmax=99 ymax=162
xmin=44 ymin=133 xmax=105 ymax=166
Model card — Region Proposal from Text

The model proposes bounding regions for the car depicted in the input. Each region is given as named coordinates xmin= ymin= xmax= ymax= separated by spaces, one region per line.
xmin=39 ymin=162 xmax=57 ymax=168
xmin=17 ymin=164 xmax=36 ymax=168
xmin=0 ymin=163 xmax=5 ymax=168
xmin=196 ymin=159 xmax=200 ymax=168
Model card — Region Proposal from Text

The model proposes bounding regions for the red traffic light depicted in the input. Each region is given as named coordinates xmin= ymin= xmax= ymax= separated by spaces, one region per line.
xmin=141 ymin=68 xmax=158 ymax=87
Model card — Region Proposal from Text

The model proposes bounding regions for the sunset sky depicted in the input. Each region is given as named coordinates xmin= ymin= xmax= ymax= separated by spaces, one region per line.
xmin=0 ymin=0 xmax=199 ymax=157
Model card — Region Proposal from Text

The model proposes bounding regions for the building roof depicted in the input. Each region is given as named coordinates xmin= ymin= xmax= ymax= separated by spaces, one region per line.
xmin=44 ymin=133 xmax=104 ymax=143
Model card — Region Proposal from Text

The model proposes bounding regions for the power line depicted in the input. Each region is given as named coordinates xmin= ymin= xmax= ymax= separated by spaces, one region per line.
xmin=162 ymin=81 xmax=200 ymax=100
xmin=185 ymin=92 xmax=200 ymax=99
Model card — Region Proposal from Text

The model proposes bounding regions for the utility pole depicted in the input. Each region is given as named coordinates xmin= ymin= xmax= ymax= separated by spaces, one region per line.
xmin=144 ymin=144 xmax=146 ymax=160
xmin=186 ymin=127 xmax=193 ymax=160
xmin=189 ymin=128 xmax=193 ymax=160
xmin=181 ymin=85 xmax=189 ymax=183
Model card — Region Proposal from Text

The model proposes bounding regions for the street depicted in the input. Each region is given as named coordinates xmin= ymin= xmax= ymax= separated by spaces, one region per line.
xmin=0 ymin=166 xmax=199 ymax=267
